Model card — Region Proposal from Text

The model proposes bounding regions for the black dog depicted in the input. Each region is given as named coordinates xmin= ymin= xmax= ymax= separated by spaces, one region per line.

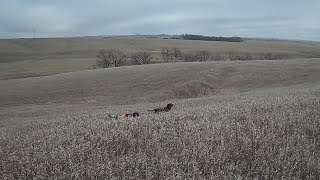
xmin=149 ymin=103 xmax=173 ymax=113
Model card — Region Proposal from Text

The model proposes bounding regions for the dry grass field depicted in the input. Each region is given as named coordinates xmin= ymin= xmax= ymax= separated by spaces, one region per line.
xmin=1 ymin=56 xmax=320 ymax=179
xmin=1 ymin=37 xmax=320 ymax=79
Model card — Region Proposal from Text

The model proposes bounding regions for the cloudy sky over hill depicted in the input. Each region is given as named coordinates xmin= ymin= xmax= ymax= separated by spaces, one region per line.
xmin=0 ymin=0 xmax=319 ymax=41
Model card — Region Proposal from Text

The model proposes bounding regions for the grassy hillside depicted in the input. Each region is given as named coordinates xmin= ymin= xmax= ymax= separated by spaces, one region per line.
xmin=1 ymin=59 xmax=320 ymax=179
xmin=1 ymin=37 xmax=320 ymax=79
xmin=1 ymin=59 xmax=320 ymax=106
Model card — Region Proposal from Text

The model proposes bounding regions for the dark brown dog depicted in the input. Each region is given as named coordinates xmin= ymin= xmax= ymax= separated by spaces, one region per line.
xmin=149 ymin=103 xmax=173 ymax=113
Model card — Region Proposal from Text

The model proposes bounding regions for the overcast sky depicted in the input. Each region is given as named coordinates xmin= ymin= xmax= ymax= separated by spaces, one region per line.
xmin=0 ymin=0 xmax=319 ymax=41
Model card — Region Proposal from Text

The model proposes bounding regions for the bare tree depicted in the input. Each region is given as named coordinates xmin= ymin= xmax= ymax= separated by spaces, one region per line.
xmin=96 ymin=49 xmax=111 ymax=68
xmin=109 ymin=49 xmax=127 ymax=67
xmin=242 ymin=52 xmax=253 ymax=60
xmin=182 ymin=53 xmax=197 ymax=62
xmin=211 ymin=53 xmax=225 ymax=61
xmin=172 ymin=48 xmax=183 ymax=62
xmin=131 ymin=51 xmax=153 ymax=65
xmin=272 ymin=53 xmax=289 ymax=60
xmin=228 ymin=52 xmax=252 ymax=61
xmin=96 ymin=49 xmax=127 ymax=68
xmin=256 ymin=53 xmax=289 ymax=60
xmin=161 ymin=48 xmax=174 ymax=63
xmin=195 ymin=51 xmax=210 ymax=62
xmin=228 ymin=52 xmax=240 ymax=61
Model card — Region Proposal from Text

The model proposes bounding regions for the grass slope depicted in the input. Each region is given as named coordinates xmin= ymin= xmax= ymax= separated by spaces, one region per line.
xmin=1 ymin=37 xmax=320 ymax=79
xmin=1 ymin=59 xmax=320 ymax=179
xmin=1 ymin=59 xmax=320 ymax=106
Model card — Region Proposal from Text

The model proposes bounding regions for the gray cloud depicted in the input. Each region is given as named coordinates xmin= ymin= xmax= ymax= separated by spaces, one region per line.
xmin=0 ymin=0 xmax=319 ymax=41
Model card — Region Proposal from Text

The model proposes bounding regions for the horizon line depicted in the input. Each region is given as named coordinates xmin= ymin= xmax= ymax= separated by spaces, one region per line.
xmin=0 ymin=34 xmax=319 ymax=43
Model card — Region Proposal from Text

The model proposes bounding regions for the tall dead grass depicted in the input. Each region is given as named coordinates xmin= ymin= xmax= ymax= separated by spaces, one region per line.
xmin=1 ymin=86 xmax=319 ymax=179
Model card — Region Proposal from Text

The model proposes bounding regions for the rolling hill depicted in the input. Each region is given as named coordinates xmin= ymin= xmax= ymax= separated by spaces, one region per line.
xmin=0 ymin=55 xmax=320 ymax=178
xmin=1 ymin=37 xmax=320 ymax=80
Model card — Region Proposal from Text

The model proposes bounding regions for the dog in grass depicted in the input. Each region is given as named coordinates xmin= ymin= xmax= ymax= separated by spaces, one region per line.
xmin=108 ymin=112 xmax=139 ymax=120
xmin=107 ymin=103 xmax=173 ymax=120
xmin=148 ymin=103 xmax=174 ymax=113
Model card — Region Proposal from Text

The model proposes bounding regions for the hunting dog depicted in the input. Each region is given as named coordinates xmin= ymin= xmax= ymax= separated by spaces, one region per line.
xmin=108 ymin=112 xmax=139 ymax=120
xmin=149 ymin=103 xmax=174 ymax=113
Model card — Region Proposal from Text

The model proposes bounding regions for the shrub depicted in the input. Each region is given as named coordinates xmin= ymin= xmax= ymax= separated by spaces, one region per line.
xmin=256 ymin=53 xmax=289 ymax=60
xmin=172 ymin=48 xmax=183 ymax=62
xmin=161 ymin=48 xmax=183 ymax=63
xmin=161 ymin=48 xmax=174 ymax=63
xmin=182 ymin=53 xmax=197 ymax=62
xmin=194 ymin=51 xmax=211 ymax=62
xmin=228 ymin=52 xmax=253 ymax=61
xmin=131 ymin=51 xmax=153 ymax=65
xmin=211 ymin=53 xmax=226 ymax=61
xmin=96 ymin=49 xmax=127 ymax=68
xmin=96 ymin=49 xmax=111 ymax=68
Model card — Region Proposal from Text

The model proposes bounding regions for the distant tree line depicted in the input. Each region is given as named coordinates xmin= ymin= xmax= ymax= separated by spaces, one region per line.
xmin=181 ymin=34 xmax=244 ymax=42
xmin=96 ymin=49 xmax=153 ymax=68
xmin=94 ymin=48 xmax=289 ymax=69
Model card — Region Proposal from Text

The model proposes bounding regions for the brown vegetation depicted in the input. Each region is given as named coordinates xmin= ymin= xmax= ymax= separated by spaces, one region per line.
xmin=161 ymin=48 xmax=183 ymax=63
xmin=1 ymin=49 xmax=320 ymax=178
xmin=96 ymin=48 xmax=289 ymax=68
xmin=131 ymin=51 xmax=153 ymax=65
xmin=96 ymin=49 xmax=127 ymax=68
xmin=1 ymin=84 xmax=319 ymax=179
xmin=1 ymin=37 xmax=320 ymax=79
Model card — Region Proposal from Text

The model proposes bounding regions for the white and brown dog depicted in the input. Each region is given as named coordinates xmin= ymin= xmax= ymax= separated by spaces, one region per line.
xmin=108 ymin=112 xmax=139 ymax=120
